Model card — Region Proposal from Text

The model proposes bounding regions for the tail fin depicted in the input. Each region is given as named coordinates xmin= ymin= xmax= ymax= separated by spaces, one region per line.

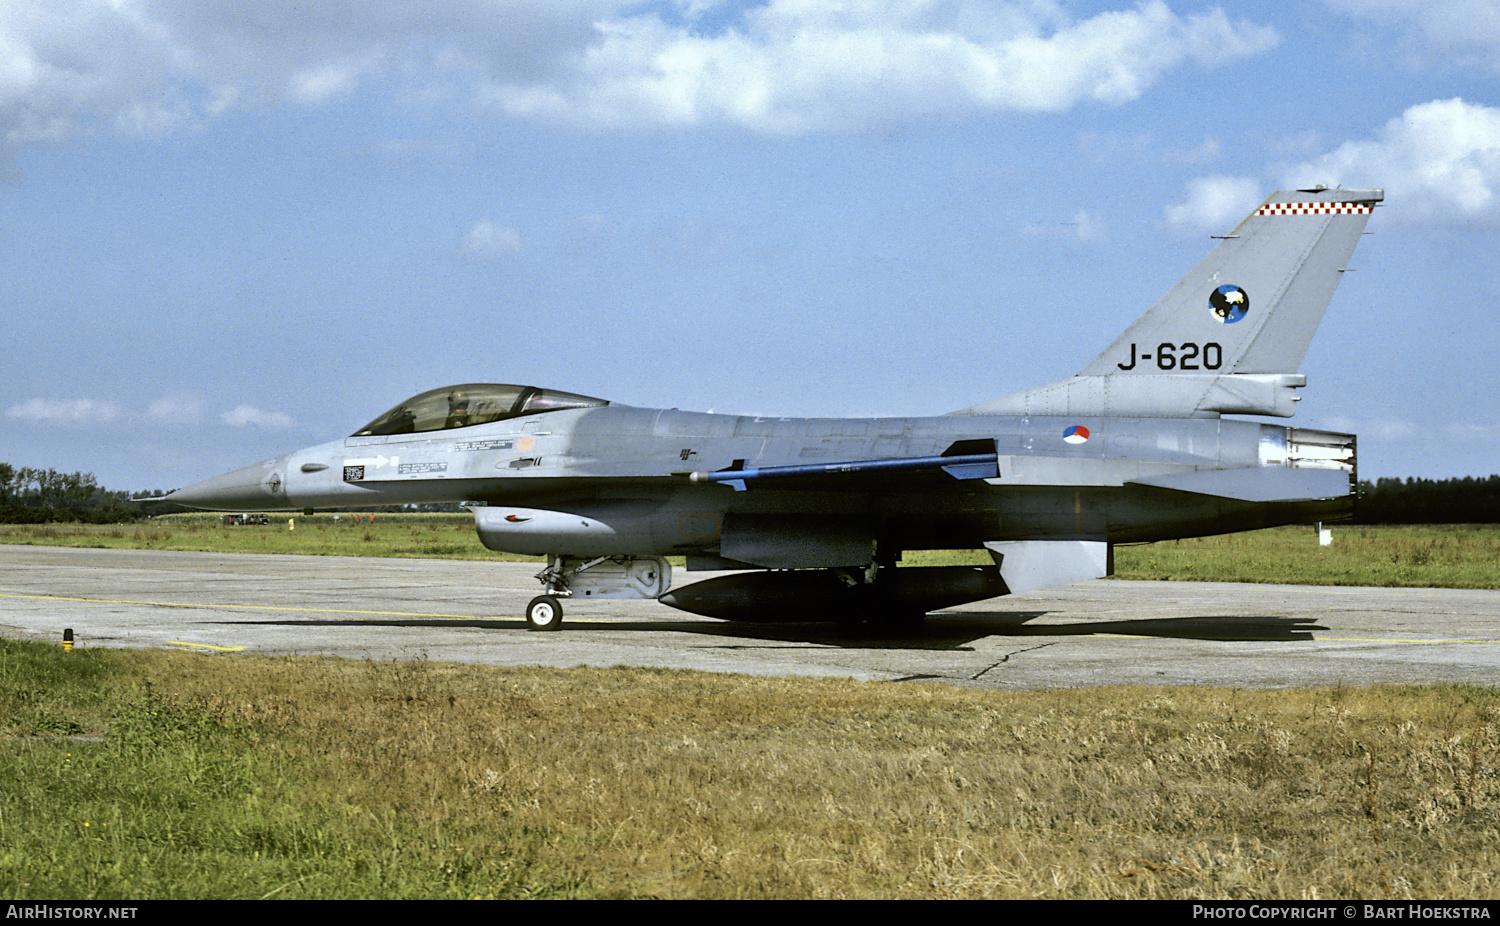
xmin=959 ymin=187 xmax=1383 ymax=418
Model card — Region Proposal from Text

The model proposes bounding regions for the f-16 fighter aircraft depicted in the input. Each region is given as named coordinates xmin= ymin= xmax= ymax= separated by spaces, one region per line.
xmin=164 ymin=187 xmax=1382 ymax=630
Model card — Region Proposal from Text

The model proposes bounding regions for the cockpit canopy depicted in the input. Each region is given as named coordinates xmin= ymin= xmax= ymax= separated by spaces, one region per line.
xmin=352 ymin=384 xmax=608 ymax=437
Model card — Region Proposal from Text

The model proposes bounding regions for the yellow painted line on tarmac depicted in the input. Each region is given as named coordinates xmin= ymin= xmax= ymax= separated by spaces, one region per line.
xmin=169 ymin=642 xmax=246 ymax=652
xmin=0 ymin=591 xmax=482 ymax=621
xmin=1318 ymin=636 xmax=1500 ymax=644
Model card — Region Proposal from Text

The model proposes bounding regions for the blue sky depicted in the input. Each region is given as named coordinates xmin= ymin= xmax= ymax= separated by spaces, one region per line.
xmin=3 ymin=0 xmax=1498 ymax=491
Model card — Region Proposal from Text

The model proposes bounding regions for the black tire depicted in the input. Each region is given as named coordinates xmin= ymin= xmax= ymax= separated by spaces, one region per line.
xmin=526 ymin=595 xmax=563 ymax=631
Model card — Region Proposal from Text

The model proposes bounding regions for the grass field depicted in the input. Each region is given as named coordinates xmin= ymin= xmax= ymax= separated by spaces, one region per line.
xmin=0 ymin=512 xmax=495 ymax=560
xmin=4 ymin=520 xmax=1499 ymax=897
xmin=1111 ymin=524 xmax=1500 ymax=589
xmin=3 ymin=515 xmax=1499 ymax=589
xmin=3 ymin=638 xmax=1498 ymax=899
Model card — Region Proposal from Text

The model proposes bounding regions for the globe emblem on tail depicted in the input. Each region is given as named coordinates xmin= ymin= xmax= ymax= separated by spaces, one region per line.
xmin=1210 ymin=284 xmax=1249 ymax=323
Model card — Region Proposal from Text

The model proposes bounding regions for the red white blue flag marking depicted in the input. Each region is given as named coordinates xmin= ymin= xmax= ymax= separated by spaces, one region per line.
xmin=1063 ymin=425 xmax=1090 ymax=444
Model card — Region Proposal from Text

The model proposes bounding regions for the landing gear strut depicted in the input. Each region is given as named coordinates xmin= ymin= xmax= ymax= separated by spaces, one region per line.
xmin=522 ymin=554 xmax=672 ymax=630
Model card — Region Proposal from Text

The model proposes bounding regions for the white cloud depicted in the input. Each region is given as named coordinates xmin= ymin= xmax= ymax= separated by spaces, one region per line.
xmin=288 ymin=56 xmax=380 ymax=105
xmin=0 ymin=0 xmax=595 ymax=142
xmin=0 ymin=1 xmax=1279 ymax=143
xmin=479 ymin=1 xmax=1279 ymax=134
xmin=1170 ymin=99 xmax=1500 ymax=228
xmin=1165 ymin=175 xmax=1264 ymax=231
xmin=4 ymin=395 xmax=297 ymax=431
xmin=5 ymin=397 xmax=127 ymax=425
xmin=0 ymin=2 xmax=186 ymax=142
xmin=1282 ymin=98 xmax=1500 ymax=223
xmin=220 ymin=404 xmax=294 ymax=428
xmin=461 ymin=220 xmax=523 ymax=257
xmin=1328 ymin=0 xmax=1500 ymax=72
xmin=146 ymin=394 xmax=206 ymax=425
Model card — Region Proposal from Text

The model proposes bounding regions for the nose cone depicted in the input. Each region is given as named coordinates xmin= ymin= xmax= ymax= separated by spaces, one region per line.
xmin=166 ymin=456 xmax=292 ymax=511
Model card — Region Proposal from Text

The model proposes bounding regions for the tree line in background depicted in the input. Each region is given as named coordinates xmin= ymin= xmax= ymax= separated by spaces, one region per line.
xmin=0 ymin=464 xmax=142 ymax=523
xmin=3 ymin=463 xmax=1500 ymax=525
xmin=1355 ymin=475 xmax=1500 ymax=524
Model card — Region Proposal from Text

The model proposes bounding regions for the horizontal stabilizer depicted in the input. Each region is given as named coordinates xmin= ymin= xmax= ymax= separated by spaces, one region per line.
xmin=984 ymin=540 xmax=1111 ymax=596
xmin=1128 ymin=466 xmax=1351 ymax=502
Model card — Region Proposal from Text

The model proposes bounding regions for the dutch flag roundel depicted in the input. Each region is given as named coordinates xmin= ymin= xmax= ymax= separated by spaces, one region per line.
xmin=1063 ymin=425 xmax=1090 ymax=444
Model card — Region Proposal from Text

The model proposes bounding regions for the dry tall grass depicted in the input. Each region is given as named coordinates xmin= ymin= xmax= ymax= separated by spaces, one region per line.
xmin=9 ymin=643 xmax=1495 ymax=899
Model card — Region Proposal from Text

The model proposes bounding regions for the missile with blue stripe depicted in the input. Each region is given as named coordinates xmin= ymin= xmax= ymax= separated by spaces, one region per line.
xmin=682 ymin=440 xmax=999 ymax=491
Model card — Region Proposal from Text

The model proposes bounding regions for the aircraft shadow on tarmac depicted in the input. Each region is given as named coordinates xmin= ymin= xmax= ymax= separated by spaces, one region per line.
xmin=208 ymin=610 xmax=1324 ymax=652
xmin=680 ymin=612 xmax=1325 ymax=649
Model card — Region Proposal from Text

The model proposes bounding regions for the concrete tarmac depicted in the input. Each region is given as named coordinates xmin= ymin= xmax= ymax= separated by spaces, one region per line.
xmin=3 ymin=545 xmax=1498 ymax=690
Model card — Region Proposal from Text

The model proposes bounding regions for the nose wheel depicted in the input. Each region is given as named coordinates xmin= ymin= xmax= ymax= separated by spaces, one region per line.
xmin=525 ymin=595 xmax=564 ymax=631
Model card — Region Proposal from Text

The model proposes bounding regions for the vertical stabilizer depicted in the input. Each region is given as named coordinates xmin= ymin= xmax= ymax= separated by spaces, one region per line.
xmin=958 ymin=187 xmax=1383 ymax=418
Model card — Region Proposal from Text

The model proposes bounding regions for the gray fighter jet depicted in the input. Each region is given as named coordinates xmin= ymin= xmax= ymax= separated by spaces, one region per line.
xmin=165 ymin=187 xmax=1382 ymax=630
